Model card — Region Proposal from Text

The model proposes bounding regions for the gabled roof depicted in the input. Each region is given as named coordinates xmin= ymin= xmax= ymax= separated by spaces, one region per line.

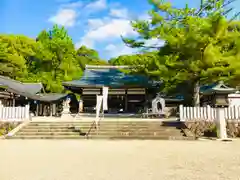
xmin=63 ymin=66 xmax=159 ymax=89
xmin=0 ymin=76 xmax=43 ymax=95
xmin=0 ymin=76 xmax=67 ymax=102
xmin=22 ymin=83 xmax=43 ymax=94
xmin=200 ymin=81 xmax=236 ymax=95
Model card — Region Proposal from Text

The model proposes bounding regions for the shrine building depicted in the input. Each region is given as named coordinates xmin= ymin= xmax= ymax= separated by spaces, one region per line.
xmin=62 ymin=65 xmax=160 ymax=113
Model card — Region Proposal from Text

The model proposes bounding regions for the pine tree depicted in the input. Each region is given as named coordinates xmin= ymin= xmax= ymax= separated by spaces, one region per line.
xmin=123 ymin=0 xmax=240 ymax=106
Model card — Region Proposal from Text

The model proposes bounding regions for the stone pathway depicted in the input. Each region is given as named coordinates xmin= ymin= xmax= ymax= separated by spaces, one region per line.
xmin=0 ymin=140 xmax=240 ymax=180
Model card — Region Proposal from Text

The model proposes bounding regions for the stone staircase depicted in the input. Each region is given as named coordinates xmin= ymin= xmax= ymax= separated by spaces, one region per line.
xmin=7 ymin=120 xmax=194 ymax=140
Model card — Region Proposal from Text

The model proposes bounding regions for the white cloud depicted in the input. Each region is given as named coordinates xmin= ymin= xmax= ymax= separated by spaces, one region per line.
xmin=104 ymin=38 xmax=165 ymax=58
xmin=77 ymin=18 xmax=137 ymax=48
xmin=85 ymin=0 xmax=107 ymax=12
xmin=48 ymin=9 xmax=78 ymax=27
xmin=105 ymin=44 xmax=116 ymax=51
xmin=61 ymin=1 xmax=83 ymax=8
xmin=87 ymin=19 xmax=136 ymax=40
xmin=87 ymin=19 xmax=105 ymax=30
xmin=109 ymin=8 xmax=129 ymax=19
xmin=49 ymin=0 xmax=107 ymax=28
xmin=75 ymin=38 xmax=94 ymax=49
xmin=138 ymin=13 xmax=151 ymax=21
xmin=105 ymin=43 xmax=136 ymax=58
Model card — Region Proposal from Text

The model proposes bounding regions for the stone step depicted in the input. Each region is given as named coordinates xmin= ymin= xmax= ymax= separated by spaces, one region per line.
xmin=18 ymin=128 xmax=180 ymax=133
xmin=8 ymin=135 xmax=192 ymax=140
xmin=25 ymin=125 xmax=169 ymax=129
xmin=16 ymin=132 xmax=82 ymax=136
xmin=8 ymin=136 xmax=86 ymax=139
xmin=28 ymin=121 xmax=168 ymax=125
xmin=16 ymin=131 xmax=182 ymax=136
xmin=18 ymin=129 xmax=80 ymax=132
xmin=10 ymin=120 xmax=189 ymax=140
xmin=27 ymin=124 xmax=167 ymax=128
xmin=21 ymin=125 xmax=179 ymax=130
xmin=30 ymin=121 xmax=165 ymax=124
xmin=26 ymin=124 xmax=180 ymax=128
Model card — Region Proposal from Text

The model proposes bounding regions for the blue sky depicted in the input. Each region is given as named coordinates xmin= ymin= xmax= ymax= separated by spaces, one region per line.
xmin=1 ymin=0 xmax=239 ymax=60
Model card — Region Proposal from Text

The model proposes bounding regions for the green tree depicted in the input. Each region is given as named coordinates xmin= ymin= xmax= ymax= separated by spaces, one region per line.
xmin=123 ymin=0 xmax=240 ymax=106
xmin=0 ymin=34 xmax=37 ymax=79
xmin=0 ymin=25 xmax=107 ymax=93
xmin=76 ymin=45 xmax=108 ymax=69
xmin=36 ymin=25 xmax=82 ymax=92
xmin=109 ymin=51 xmax=159 ymax=75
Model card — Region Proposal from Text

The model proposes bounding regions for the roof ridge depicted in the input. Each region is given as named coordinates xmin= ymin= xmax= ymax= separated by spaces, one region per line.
xmin=23 ymin=82 xmax=42 ymax=85
xmin=0 ymin=75 xmax=24 ymax=85
xmin=85 ymin=65 xmax=131 ymax=69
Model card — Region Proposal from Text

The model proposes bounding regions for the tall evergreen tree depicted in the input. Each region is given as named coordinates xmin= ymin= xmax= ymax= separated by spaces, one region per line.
xmin=123 ymin=0 xmax=240 ymax=106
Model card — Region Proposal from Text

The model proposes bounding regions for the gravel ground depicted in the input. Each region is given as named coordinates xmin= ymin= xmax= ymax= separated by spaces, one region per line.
xmin=0 ymin=140 xmax=240 ymax=180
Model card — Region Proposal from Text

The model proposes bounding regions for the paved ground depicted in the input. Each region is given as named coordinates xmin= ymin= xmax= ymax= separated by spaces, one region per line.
xmin=0 ymin=140 xmax=240 ymax=180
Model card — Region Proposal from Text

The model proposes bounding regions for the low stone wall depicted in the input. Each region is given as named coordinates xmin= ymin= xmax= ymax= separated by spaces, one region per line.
xmin=164 ymin=107 xmax=178 ymax=118
xmin=227 ymin=122 xmax=240 ymax=138
xmin=184 ymin=120 xmax=240 ymax=138
xmin=184 ymin=121 xmax=217 ymax=138
xmin=0 ymin=122 xmax=20 ymax=136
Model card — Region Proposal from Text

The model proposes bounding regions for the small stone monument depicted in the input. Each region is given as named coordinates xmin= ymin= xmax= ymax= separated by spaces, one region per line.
xmin=151 ymin=94 xmax=165 ymax=115
xmin=61 ymin=98 xmax=72 ymax=120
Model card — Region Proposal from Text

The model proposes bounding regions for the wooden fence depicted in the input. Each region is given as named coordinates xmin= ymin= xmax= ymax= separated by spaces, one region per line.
xmin=0 ymin=105 xmax=30 ymax=121
xmin=179 ymin=105 xmax=240 ymax=121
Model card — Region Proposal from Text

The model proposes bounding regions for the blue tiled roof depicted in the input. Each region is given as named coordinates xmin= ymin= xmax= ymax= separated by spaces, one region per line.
xmin=200 ymin=82 xmax=236 ymax=94
xmin=63 ymin=68 xmax=157 ymax=88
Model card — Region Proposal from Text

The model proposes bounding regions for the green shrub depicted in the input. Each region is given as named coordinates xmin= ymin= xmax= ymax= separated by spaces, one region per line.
xmin=0 ymin=123 xmax=19 ymax=136
xmin=204 ymin=124 xmax=218 ymax=137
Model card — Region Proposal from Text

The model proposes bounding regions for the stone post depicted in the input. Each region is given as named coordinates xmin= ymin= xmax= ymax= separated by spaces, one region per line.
xmin=216 ymin=108 xmax=229 ymax=140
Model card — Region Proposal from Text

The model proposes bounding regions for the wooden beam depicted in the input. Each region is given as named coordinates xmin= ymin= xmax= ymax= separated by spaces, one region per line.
xmin=125 ymin=89 xmax=128 ymax=112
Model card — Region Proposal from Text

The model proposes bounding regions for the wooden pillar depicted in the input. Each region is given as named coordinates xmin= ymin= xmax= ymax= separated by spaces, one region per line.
xmin=11 ymin=93 xmax=15 ymax=107
xmin=50 ymin=103 xmax=53 ymax=117
xmin=144 ymin=88 xmax=148 ymax=113
xmin=12 ymin=98 xmax=15 ymax=107
xmin=125 ymin=89 xmax=128 ymax=112
xmin=36 ymin=103 xmax=39 ymax=116
xmin=43 ymin=104 xmax=47 ymax=116
xmin=79 ymin=100 xmax=83 ymax=113
xmin=52 ymin=103 xmax=56 ymax=116
xmin=39 ymin=103 xmax=43 ymax=116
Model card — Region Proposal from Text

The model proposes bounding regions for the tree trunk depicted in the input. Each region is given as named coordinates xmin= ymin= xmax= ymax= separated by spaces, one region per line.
xmin=193 ymin=81 xmax=200 ymax=106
